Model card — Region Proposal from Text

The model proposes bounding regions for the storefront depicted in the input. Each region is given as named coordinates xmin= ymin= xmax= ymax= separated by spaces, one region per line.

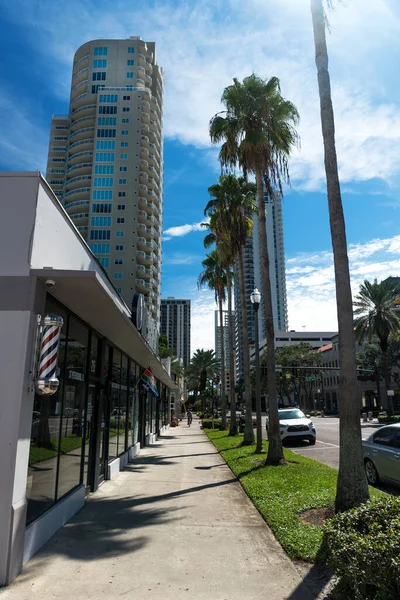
xmin=0 ymin=173 xmax=176 ymax=585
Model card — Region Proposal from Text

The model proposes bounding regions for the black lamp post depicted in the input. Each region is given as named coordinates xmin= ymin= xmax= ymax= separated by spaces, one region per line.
xmin=250 ymin=287 xmax=263 ymax=453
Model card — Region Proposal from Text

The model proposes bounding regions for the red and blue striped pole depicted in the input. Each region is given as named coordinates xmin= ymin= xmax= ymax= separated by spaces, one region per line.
xmin=36 ymin=314 xmax=64 ymax=395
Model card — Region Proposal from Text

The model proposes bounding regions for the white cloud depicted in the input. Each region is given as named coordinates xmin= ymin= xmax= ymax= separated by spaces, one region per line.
xmin=164 ymin=253 xmax=204 ymax=265
xmin=287 ymin=234 xmax=400 ymax=332
xmin=3 ymin=0 xmax=400 ymax=189
xmin=163 ymin=221 xmax=207 ymax=238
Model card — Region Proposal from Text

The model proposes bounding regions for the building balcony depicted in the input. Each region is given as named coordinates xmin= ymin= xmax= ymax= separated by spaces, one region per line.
xmin=137 ymin=237 xmax=148 ymax=251
xmin=138 ymin=209 xmax=152 ymax=226
xmin=137 ymin=250 xmax=152 ymax=265
xmin=139 ymin=183 xmax=148 ymax=196
xmin=70 ymin=114 xmax=95 ymax=132
xmin=63 ymin=199 xmax=90 ymax=214
xmin=136 ymin=278 xmax=150 ymax=292
xmin=145 ymin=60 xmax=153 ymax=75
xmin=72 ymin=67 xmax=89 ymax=85
xmin=71 ymin=92 xmax=90 ymax=110
xmin=139 ymin=171 xmax=148 ymax=184
xmin=65 ymin=174 xmax=92 ymax=190
xmin=141 ymin=135 xmax=150 ymax=148
xmin=140 ymin=159 xmax=149 ymax=173
xmin=69 ymin=126 xmax=95 ymax=143
xmin=138 ymin=223 xmax=153 ymax=239
xmin=67 ymin=162 xmax=92 ymax=176
xmin=148 ymin=152 xmax=160 ymax=170
xmin=141 ymin=112 xmax=150 ymax=124
xmin=136 ymin=264 xmax=152 ymax=278
xmin=136 ymin=78 xmax=145 ymax=87
xmin=140 ymin=147 xmax=149 ymax=160
xmin=137 ymin=53 xmax=147 ymax=67
xmin=68 ymin=138 xmax=94 ymax=155
xmin=72 ymin=53 xmax=90 ymax=74
xmin=141 ymin=123 xmax=149 ymax=134
xmin=64 ymin=187 xmax=91 ymax=201
xmin=69 ymin=212 xmax=89 ymax=226
xmin=137 ymin=65 xmax=146 ymax=76
xmin=67 ymin=150 xmax=93 ymax=167
xmin=71 ymin=103 xmax=97 ymax=121
xmin=71 ymin=79 xmax=89 ymax=98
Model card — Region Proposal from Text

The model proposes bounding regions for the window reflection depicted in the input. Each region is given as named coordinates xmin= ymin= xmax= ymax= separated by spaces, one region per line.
xmin=26 ymin=302 xmax=67 ymax=524
xmin=57 ymin=316 xmax=88 ymax=500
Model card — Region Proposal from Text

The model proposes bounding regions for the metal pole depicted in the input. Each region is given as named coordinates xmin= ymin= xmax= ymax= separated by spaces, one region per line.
xmin=254 ymin=303 xmax=262 ymax=453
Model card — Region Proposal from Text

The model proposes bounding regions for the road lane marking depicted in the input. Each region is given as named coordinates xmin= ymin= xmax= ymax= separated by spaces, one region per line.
xmin=315 ymin=440 xmax=339 ymax=448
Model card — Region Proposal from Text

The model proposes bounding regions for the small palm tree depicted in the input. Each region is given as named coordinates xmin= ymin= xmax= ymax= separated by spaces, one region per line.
xmin=198 ymin=250 xmax=228 ymax=429
xmin=204 ymin=174 xmax=257 ymax=444
xmin=354 ymin=278 xmax=400 ymax=413
xmin=310 ymin=0 xmax=370 ymax=511
xmin=210 ymin=74 xmax=300 ymax=464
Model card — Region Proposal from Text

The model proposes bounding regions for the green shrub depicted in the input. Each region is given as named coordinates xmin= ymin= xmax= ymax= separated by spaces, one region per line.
xmin=202 ymin=418 xmax=222 ymax=429
xmin=324 ymin=496 xmax=400 ymax=599
xmin=378 ymin=414 xmax=400 ymax=424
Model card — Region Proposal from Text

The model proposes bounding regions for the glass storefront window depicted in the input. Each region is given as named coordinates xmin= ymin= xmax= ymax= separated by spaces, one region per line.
xmin=109 ymin=349 xmax=121 ymax=461
xmin=26 ymin=300 xmax=67 ymax=524
xmin=128 ymin=362 xmax=139 ymax=446
xmin=57 ymin=316 xmax=88 ymax=500
xmin=120 ymin=355 xmax=128 ymax=452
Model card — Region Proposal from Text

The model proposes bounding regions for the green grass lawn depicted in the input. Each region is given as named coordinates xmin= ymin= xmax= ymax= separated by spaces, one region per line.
xmin=206 ymin=429 xmax=384 ymax=562
xmin=29 ymin=434 xmax=84 ymax=465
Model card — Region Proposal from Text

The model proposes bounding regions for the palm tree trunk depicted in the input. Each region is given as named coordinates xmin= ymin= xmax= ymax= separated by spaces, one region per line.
xmin=238 ymin=250 xmax=254 ymax=444
xmin=226 ymin=267 xmax=237 ymax=435
xmin=255 ymin=170 xmax=284 ymax=464
xmin=311 ymin=0 xmax=369 ymax=511
xmin=219 ymin=296 xmax=227 ymax=429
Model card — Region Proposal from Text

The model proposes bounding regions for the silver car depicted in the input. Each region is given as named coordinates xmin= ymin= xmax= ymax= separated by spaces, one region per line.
xmin=362 ymin=423 xmax=400 ymax=486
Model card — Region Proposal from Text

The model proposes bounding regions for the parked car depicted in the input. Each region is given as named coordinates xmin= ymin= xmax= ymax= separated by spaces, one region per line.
xmin=266 ymin=408 xmax=316 ymax=445
xmin=362 ymin=423 xmax=400 ymax=487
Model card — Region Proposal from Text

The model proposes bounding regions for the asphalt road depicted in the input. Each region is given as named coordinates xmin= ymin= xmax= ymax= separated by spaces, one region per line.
xmin=261 ymin=415 xmax=399 ymax=495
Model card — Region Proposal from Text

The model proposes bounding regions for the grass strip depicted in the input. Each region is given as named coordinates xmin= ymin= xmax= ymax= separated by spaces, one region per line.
xmin=205 ymin=429 xmax=383 ymax=562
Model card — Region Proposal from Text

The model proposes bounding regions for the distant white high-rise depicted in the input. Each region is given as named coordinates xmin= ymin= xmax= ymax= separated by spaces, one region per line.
xmin=235 ymin=191 xmax=288 ymax=379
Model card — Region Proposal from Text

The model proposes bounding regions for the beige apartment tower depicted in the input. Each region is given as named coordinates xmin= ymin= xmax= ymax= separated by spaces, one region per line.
xmin=46 ymin=37 xmax=163 ymax=332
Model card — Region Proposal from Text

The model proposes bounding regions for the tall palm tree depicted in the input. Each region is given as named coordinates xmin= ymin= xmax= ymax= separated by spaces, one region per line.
xmin=209 ymin=74 xmax=299 ymax=464
xmin=310 ymin=0 xmax=370 ymax=511
xmin=354 ymin=278 xmax=400 ymax=414
xmin=198 ymin=250 xmax=228 ymax=429
xmin=203 ymin=212 xmax=238 ymax=435
xmin=205 ymin=174 xmax=257 ymax=445
xmin=190 ymin=349 xmax=220 ymax=394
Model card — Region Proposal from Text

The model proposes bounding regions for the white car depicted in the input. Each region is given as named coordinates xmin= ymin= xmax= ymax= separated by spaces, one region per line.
xmin=266 ymin=408 xmax=316 ymax=445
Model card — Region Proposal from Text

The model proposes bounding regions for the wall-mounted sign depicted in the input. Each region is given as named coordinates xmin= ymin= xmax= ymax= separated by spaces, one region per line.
xmin=131 ymin=293 xmax=144 ymax=332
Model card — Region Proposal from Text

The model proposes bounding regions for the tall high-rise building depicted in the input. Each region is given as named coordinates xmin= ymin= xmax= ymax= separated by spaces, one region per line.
xmin=46 ymin=37 xmax=163 ymax=339
xmin=160 ymin=298 xmax=191 ymax=367
xmin=214 ymin=309 xmax=230 ymax=370
xmin=235 ymin=192 xmax=288 ymax=379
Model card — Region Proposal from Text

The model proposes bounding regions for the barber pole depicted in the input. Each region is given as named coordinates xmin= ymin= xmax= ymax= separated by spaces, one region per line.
xmin=36 ymin=314 xmax=64 ymax=395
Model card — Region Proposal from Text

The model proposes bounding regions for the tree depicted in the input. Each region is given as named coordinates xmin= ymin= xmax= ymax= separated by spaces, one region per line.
xmin=189 ymin=349 xmax=220 ymax=396
xmin=310 ymin=0 xmax=370 ymax=511
xmin=203 ymin=196 xmax=238 ymax=435
xmin=158 ymin=335 xmax=173 ymax=359
xmin=205 ymin=175 xmax=257 ymax=444
xmin=274 ymin=343 xmax=321 ymax=409
xmin=210 ymin=74 xmax=299 ymax=464
xmin=354 ymin=278 xmax=400 ymax=413
xmin=198 ymin=250 xmax=228 ymax=429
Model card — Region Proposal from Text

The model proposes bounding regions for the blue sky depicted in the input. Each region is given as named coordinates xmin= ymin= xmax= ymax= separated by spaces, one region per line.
xmin=1 ymin=0 xmax=400 ymax=352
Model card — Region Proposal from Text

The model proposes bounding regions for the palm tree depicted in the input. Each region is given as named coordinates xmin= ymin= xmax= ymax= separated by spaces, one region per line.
xmin=198 ymin=250 xmax=228 ymax=429
xmin=310 ymin=0 xmax=370 ymax=511
xmin=354 ymin=278 xmax=400 ymax=414
xmin=205 ymin=174 xmax=257 ymax=445
xmin=209 ymin=74 xmax=299 ymax=464
xmin=189 ymin=349 xmax=220 ymax=396
xmin=203 ymin=213 xmax=237 ymax=435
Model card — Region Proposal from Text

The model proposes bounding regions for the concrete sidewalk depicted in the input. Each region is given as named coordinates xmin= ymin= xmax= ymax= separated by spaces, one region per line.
xmin=1 ymin=419 xmax=312 ymax=600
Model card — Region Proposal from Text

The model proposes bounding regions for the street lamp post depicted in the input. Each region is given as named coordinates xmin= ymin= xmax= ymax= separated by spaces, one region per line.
xmin=250 ymin=287 xmax=263 ymax=453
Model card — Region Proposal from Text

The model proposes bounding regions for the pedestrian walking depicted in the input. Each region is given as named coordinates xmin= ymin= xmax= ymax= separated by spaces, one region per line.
xmin=187 ymin=410 xmax=193 ymax=427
